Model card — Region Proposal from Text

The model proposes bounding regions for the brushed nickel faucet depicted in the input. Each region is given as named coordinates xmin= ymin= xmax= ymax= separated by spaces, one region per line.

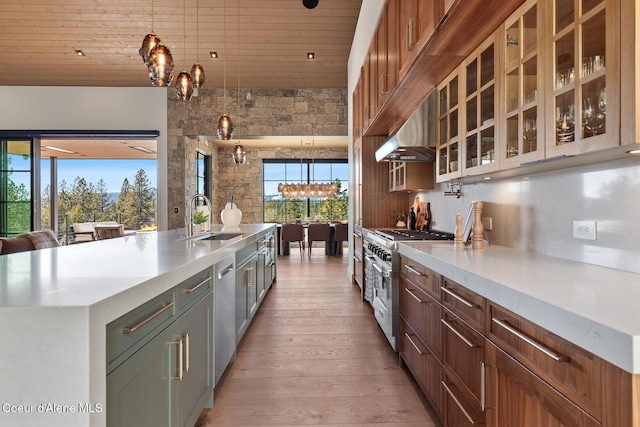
xmin=187 ymin=194 xmax=212 ymax=237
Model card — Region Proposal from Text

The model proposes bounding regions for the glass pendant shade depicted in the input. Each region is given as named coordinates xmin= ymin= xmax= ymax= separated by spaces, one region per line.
xmin=217 ymin=114 xmax=234 ymax=140
xmin=232 ymin=144 xmax=246 ymax=164
xmin=139 ymin=33 xmax=162 ymax=65
xmin=176 ymin=71 xmax=194 ymax=101
xmin=148 ymin=44 xmax=175 ymax=87
xmin=191 ymin=63 xmax=205 ymax=88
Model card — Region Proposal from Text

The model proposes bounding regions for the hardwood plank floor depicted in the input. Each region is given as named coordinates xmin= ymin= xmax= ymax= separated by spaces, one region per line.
xmin=203 ymin=253 xmax=441 ymax=426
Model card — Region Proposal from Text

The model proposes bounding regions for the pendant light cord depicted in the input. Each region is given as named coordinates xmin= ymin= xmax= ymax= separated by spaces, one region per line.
xmin=237 ymin=0 xmax=240 ymax=119
xmin=223 ymin=0 xmax=227 ymax=114
xmin=183 ymin=0 xmax=186 ymax=71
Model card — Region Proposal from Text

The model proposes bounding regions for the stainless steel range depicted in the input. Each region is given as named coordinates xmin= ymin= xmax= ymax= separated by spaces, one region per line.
xmin=363 ymin=229 xmax=454 ymax=351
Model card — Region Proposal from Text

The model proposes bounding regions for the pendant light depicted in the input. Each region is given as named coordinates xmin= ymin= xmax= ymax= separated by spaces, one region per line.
xmin=231 ymin=0 xmax=246 ymax=164
xmin=147 ymin=0 xmax=174 ymax=86
xmin=217 ymin=0 xmax=234 ymax=140
xmin=139 ymin=0 xmax=161 ymax=65
xmin=190 ymin=0 xmax=205 ymax=88
xmin=176 ymin=0 xmax=193 ymax=101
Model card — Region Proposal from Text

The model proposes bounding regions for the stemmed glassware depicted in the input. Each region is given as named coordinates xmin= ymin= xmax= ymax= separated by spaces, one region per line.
xmin=583 ymin=88 xmax=606 ymax=137
xmin=556 ymin=105 xmax=575 ymax=144
xmin=583 ymin=98 xmax=596 ymax=136
xmin=523 ymin=118 xmax=537 ymax=153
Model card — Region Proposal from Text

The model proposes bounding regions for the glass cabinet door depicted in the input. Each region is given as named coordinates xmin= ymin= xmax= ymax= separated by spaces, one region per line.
xmin=547 ymin=0 xmax=618 ymax=156
xmin=463 ymin=37 xmax=498 ymax=175
xmin=503 ymin=0 xmax=544 ymax=167
xmin=436 ymin=73 xmax=461 ymax=182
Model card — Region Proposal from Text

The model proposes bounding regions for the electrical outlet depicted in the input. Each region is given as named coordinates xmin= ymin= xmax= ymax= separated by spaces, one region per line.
xmin=174 ymin=207 xmax=179 ymax=214
xmin=573 ymin=220 xmax=596 ymax=240
xmin=482 ymin=217 xmax=493 ymax=231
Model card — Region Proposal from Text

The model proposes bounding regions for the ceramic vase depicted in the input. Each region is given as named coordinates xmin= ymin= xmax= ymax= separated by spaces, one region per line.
xmin=221 ymin=203 xmax=242 ymax=227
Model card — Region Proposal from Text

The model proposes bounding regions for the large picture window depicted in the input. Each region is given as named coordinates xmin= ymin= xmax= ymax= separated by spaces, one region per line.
xmin=263 ymin=159 xmax=348 ymax=223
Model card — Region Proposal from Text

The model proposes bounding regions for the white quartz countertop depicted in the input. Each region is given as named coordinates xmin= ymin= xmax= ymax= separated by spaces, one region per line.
xmin=397 ymin=241 xmax=640 ymax=374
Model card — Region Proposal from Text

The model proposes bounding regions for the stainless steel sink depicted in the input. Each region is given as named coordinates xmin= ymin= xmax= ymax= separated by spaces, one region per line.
xmin=197 ymin=232 xmax=243 ymax=241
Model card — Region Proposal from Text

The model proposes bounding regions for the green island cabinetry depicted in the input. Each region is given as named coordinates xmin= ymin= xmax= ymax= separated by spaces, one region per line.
xmin=106 ymin=268 xmax=214 ymax=427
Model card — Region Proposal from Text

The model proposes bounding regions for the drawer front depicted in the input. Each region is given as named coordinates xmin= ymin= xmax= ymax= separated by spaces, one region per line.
xmin=441 ymin=277 xmax=485 ymax=333
xmin=176 ymin=267 xmax=213 ymax=313
xmin=442 ymin=374 xmax=485 ymax=427
xmin=442 ymin=310 xmax=485 ymax=408
xmin=399 ymin=318 xmax=443 ymax=418
xmin=400 ymin=256 xmax=441 ymax=300
xmin=488 ymin=303 xmax=602 ymax=419
xmin=107 ymin=287 xmax=176 ymax=373
xmin=399 ymin=276 xmax=442 ymax=359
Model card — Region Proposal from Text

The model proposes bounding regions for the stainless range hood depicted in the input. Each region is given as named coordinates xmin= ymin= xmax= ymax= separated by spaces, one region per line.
xmin=375 ymin=89 xmax=436 ymax=162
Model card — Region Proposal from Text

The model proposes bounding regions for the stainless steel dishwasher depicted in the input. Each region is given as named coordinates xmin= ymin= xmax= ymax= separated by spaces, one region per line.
xmin=214 ymin=253 xmax=235 ymax=386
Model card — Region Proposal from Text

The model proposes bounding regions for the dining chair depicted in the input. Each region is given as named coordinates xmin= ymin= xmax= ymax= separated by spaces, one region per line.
xmin=281 ymin=223 xmax=305 ymax=258
xmin=332 ymin=222 xmax=349 ymax=256
xmin=307 ymin=223 xmax=331 ymax=258
xmin=95 ymin=225 xmax=125 ymax=240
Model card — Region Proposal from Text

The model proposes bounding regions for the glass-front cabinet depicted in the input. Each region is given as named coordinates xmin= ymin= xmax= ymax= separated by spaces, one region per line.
xmin=462 ymin=37 xmax=499 ymax=175
xmin=503 ymin=0 xmax=544 ymax=168
xmin=436 ymin=73 xmax=461 ymax=182
xmin=545 ymin=0 xmax=618 ymax=157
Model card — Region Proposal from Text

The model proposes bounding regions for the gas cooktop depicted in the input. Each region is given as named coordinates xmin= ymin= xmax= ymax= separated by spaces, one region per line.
xmin=375 ymin=229 xmax=455 ymax=241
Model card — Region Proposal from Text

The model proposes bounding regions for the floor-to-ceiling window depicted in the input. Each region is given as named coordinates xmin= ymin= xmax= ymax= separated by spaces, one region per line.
xmin=0 ymin=139 xmax=33 ymax=237
xmin=263 ymin=159 xmax=348 ymax=223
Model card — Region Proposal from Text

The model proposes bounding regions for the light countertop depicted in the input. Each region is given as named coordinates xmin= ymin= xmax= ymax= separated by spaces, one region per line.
xmin=397 ymin=241 xmax=640 ymax=374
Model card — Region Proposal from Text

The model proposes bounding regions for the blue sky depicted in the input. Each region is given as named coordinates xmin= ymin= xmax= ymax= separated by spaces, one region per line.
xmin=40 ymin=159 xmax=157 ymax=193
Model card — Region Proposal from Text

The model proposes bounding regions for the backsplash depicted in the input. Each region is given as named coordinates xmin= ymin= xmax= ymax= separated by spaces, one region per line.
xmin=411 ymin=156 xmax=640 ymax=273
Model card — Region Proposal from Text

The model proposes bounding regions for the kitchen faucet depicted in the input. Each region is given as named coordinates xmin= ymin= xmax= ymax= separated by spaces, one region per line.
xmin=187 ymin=194 xmax=212 ymax=237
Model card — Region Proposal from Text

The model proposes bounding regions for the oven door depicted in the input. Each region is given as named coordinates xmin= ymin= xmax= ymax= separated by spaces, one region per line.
xmin=371 ymin=260 xmax=395 ymax=350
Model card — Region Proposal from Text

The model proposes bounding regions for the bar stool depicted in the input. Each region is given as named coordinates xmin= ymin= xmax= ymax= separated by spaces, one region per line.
xmin=307 ymin=223 xmax=331 ymax=258
xmin=332 ymin=222 xmax=348 ymax=255
xmin=281 ymin=223 xmax=305 ymax=258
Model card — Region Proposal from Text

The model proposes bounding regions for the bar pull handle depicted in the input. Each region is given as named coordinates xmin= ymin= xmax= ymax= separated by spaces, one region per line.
xmin=441 ymin=319 xmax=478 ymax=348
xmin=404 ymin=332 xmax=427 ymax=356
xmin=404 ymin=265 xmax=423 ymax=276
xmin=184 ymin=333 xmax=190 ymax=373
xmin=122 ymin=302 xmax=173 ymax=334
xmin=372 ymin=263 xmax=383 ymax=274
xmin=441 ymin=286 xmax=479 ymax=309
xmin=404 ymin=288 xmax=425 ymax=303
xmin=173 ymin=338 xmax=184 ymax=381
xmin=442 ymin=381 xmax=479 ymax=425
xmin=218 ymin=264 xmax=234 ymax=279
xmin=492 ymin=318 xmax=569 ymax=362
xmin=184 ymin=277 xmax=210 ymax=293
xmin=246 ymin=266 xmax=255 ymax=287
xmin=480 ymin=362 xmax=486 ymax=411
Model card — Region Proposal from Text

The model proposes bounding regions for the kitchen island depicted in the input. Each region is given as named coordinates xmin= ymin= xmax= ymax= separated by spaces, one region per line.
xmin=0 ymin=224 xmax=275 ymax=427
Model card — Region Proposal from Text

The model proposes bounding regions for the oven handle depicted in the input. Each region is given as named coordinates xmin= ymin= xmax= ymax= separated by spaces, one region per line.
xmin=372 ymin=263 xmax=391 ymax=278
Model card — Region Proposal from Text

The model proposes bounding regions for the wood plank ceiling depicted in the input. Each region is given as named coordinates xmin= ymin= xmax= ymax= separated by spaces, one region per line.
xmin=0 ymin=0 xmax=362 ymax=89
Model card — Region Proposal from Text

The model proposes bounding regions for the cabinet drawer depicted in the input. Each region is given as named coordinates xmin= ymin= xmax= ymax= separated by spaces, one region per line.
xmin=399 ymin=276 xmax=442 ymax=359
xmin=107 ymin=287 xmax=176 ymax=373
xmin=488 ymin=303 xmax=602 ymax=420
xmin=176 ymin=267 xmax=213 ymax=313
xmin=400 ymin=256 xmax=441 ymax=300
xmin=442 ymin=374 xmax=485 ymax=427
xmin=441 ymin=277 xmax=485 ymax=333
xmin=442 ymin=310 xmax=485 ymax=408
xmin=399 ymin=318 xmax=443 ymax=418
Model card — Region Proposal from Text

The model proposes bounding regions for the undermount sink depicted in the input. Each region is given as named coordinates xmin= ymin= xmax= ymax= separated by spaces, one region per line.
xmin=198 ymin=232 xmax=243 ymax=240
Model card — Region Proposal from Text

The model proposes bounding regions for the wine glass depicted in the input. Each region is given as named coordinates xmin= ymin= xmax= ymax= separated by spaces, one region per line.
xmin=593 ymin=88 xmax=606 ymax=135
xmin=583 ymin=98 xmax=595 ymax=137
xmin=523 ymin=119 xmax=537 ymax=153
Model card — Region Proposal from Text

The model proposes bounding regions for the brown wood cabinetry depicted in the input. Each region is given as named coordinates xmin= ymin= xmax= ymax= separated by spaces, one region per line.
xmin=400 ymin=270 xmax=442 ymax=359
xmin=442 ymin=373 xmax=485 ymax=426
xmin=441 ymin=277 xmax=485 ymax=333
xmin=388 ymin=161 xmax=434 ymax=192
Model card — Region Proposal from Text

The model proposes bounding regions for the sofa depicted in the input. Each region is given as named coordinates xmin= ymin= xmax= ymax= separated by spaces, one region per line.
xmin=0 ymin=230 xmax=61 ymax=255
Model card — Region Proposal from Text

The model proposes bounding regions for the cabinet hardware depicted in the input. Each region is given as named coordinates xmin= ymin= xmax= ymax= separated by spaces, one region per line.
xmin=406 ymin=18 xmax=415 ymax=51
xmin=404 ymin=287 xmax=425 ymax=303
xmin=246 ymin=266 xmax=255 ymax=287
xmin=218 ymin=264 xmax=234 ymax=279
xmin=184 ymin=333 xmax=190 ymax=373
xmin=267 ymin=261 xmax=275 ymax=267
xmin=405 ymin=332 xmax=428 ymax=356
xmin=184 ymin=277 xmax=210 ymax=293
xmin=122 ymin=302 xmax=173 ymax=334
xmin=372 ymin=263 xmax=383 ymax=274
xmin=354 ymin=231 xmax=362 ymax=238
xmin=442 ymin=381 xmax=479 ymax=425
xmin=480 ymin=362 xmax=486 ymax=411
xmin=492 ymin=318 xmax=569 ymax=362
xmin=441 ymin=319 xmax=478 ymax=348
xmin=441 ymin=286 xmax=479 ymax=309
xmin=404 ymin=265 xmax=424 ymax=276
xmin=173 ymin=338 xmax=184 ymax=381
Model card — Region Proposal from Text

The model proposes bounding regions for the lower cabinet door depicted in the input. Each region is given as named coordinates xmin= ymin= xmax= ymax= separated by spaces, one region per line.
xmin=442 ymin=375 xmax=485 ymax=427
xmin=107 ymin=323 xmax=176 ymax=427
xmin=485 ymin=342 xmax=600 ymax=427
xmin=175 ymin=291 xmax=214 ymax=427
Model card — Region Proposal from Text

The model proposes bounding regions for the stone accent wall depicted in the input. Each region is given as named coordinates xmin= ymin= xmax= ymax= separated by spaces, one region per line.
xmin=167 ymin=88 xmax=348 ymax=230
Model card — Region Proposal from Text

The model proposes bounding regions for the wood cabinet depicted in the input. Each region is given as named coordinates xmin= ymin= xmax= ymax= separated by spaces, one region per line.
xmin=398 ymin=0 xmax=443 ymax=80
xmin=388 ymin=161 xmax=434 ymax=192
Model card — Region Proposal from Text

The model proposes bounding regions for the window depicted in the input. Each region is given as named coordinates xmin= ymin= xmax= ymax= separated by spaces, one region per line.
xmin=263 ymin=159 xmax=348 ymax=223
xmin=0 ymin=139 xmax=32 ymax=236
xmin=196 ymin=150 xmax=211 ymax=199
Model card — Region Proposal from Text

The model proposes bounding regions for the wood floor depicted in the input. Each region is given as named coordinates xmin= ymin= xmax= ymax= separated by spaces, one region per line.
xmin=202 ymin=250 xmax=442 ymax=426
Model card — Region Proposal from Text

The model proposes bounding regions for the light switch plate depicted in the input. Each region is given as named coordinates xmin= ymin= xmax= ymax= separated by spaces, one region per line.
xmin=573 ymin=220 xmax=596 ymax=240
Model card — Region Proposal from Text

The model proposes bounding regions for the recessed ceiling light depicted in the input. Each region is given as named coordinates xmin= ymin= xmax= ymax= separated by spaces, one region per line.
xmin=44 ymin=146 xmax=77 ymax=154
xmin=74 ymin=49 xmax=85 ymax=57
xmin=307 ymin=52 xmax=315 ymax=59
xmin=209 ymin=51 xmax=218 ymax=58
xmin=130 ymin=145 xmax=156 ymax=154
xmin=482 ymin=176 xmax=492 ymax=180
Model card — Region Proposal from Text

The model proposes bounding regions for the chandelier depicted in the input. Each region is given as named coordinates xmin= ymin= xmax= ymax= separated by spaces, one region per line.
xmin=277 ymin=140 xmax=338 ymax=199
